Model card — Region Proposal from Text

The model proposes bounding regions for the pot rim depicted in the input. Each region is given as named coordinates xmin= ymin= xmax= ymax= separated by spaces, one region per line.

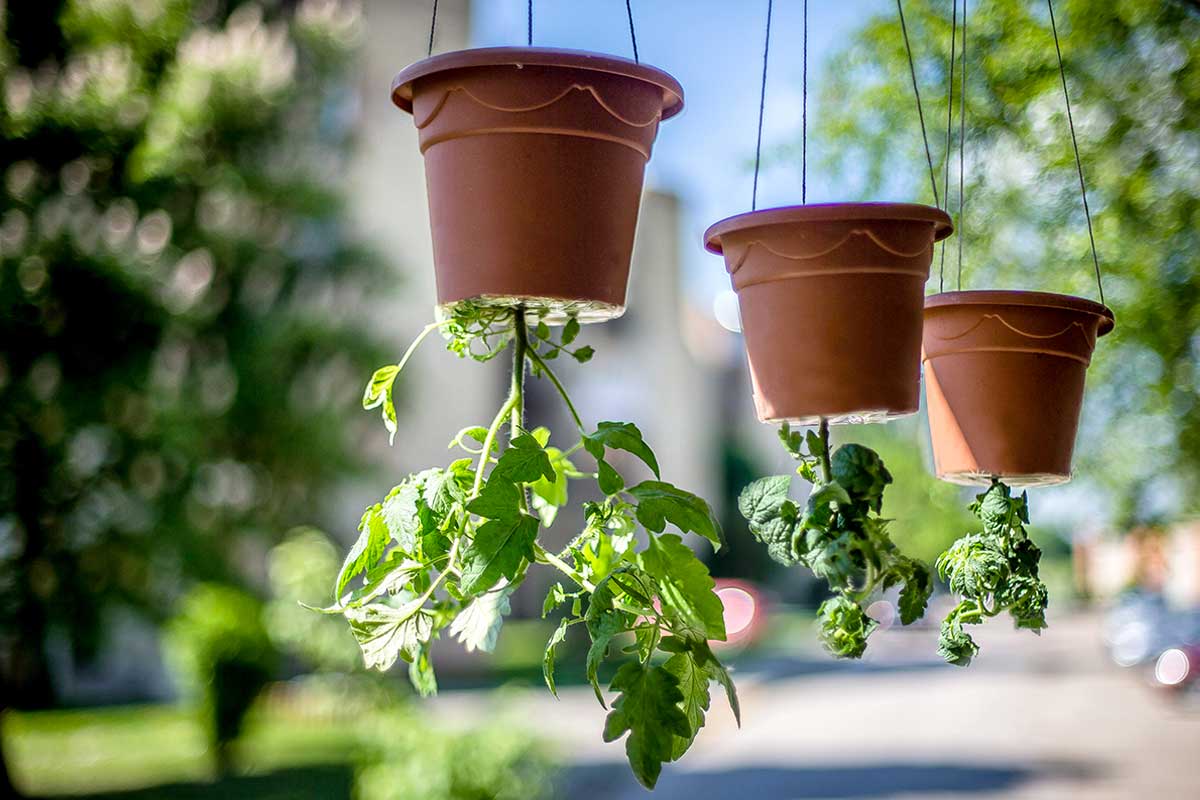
xmin=703 ymin=202 xmax=953 ymax=255
xmin=391 ymin=46 xmax=684 ymax=120
xmin=925 ymin=289 xmax=1115 ymax=337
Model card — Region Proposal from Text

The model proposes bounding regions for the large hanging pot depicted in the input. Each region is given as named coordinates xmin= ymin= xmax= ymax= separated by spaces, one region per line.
xmin=923 ymin=290 xmax=1115 ymax=486
xmin=705 ymin=202 xmax=953 ymax=424
xmin=392 ymin=47 xmax=684 ymax=323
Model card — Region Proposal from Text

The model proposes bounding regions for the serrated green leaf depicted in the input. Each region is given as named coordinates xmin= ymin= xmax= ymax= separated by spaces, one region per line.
xmin=362 ymin=364 xmax=398 ymax=410
xmin=459 ymin=514 xmax=539 ymax=594
xmin=335 ymin=505 xmax=390 ymax=599
xmin=449 ymin=586 xmax=512 ymax=653
xmin=737 ymin=475 xmax=792 ymax=527
xmin=585 ymin=608 xmax=626 ymax=707
xmin=542 ymin=582 xmax=567 ymax=618
xmin=344 ymin=599 xmax=433 ymax=671
xmin=898 ymin=560 xmax=933 ymax=625
xmin=573 ymin=345 xmax=594 ymax=363
xmin=603 ymin=662 xmax=691 ymax=789
xmin=535 ymin=321 xmax=550 ymax=340
xmin=584 ymin=422 xmax=660 ymax=478
xmin=466 ymin=476 xmax=521 ymax=521
xmin=637 ymin=534 xmax=726 ymax=641
xmin=630 ymin=481 xmax=723 ymax=551
xmin=494 ymin=433 xmax=556 ymax=483
xmin=663 ymin=651 xmax=711 ymax=760
xmin=380 ymin=483 xmax=421 ymax=552
xmin=543 ymin=617 xmax=572 ymax=697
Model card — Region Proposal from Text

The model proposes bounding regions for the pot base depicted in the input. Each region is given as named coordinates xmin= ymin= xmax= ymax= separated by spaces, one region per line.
xmin=938 ymin=470 xmax=1070 ymax=489
xmin=759 ymin=408 xmax=914 ymax=427
xmin=439 ymin=295 xmax=624 ymax=325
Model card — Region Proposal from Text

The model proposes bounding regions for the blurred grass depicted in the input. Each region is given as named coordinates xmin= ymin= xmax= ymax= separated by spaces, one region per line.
xmin=4 ymin=702 xmax=362 ymax=798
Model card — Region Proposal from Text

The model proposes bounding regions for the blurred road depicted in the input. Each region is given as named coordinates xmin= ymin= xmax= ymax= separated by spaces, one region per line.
xmin=431 ymin=613 xmax=1200 ymax=799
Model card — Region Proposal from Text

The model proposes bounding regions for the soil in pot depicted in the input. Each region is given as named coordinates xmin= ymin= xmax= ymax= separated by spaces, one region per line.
xmin=705 ymin=202 xmax=953 ymax=424
xmin=923 ymin=290 xmax=1115 ymax=487
xmin=392 ymin=47 xmax=684 ymax=324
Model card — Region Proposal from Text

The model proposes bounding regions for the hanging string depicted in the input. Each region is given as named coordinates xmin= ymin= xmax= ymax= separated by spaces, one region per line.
xmin=897 ymin=0 xmax=940 ymax=208
xmin=802 ymin=0 xmax=808 ymax=204
xmin=625 ymin=0 xmax=639 ymax=62
xmin=938 ymin=0 xmax=958 ymax=291
xmin=751 ymin=0 xmax=773 ymax=211
xmin=527 ymin=0 xmax=533 ymax=46
xmin=427 ymin=0 xmax=438 ymax=56
xmin=956 ymin=0 xmax=967 ymax=290
xmin=1047 ymin=0 xmax=1105 ymax=305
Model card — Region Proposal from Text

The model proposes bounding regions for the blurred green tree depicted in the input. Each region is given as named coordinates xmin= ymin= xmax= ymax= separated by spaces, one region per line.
xmin=0 ymin=0 xmax=388 ymax=789
xmin=809 ymin=0 xmax=1200 ymax=526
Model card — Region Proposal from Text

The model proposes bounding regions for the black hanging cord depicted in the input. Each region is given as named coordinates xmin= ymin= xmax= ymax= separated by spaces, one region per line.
xmin=427 ymin=0 xmax=439 ymax=56
xmin=527 ymin=0 xmax=533 ymax=46
xmin=751 ymin=0 xmax=773 ymax=211
xmin=625 ymin=0 xmax=640 ymax=63
xmin=802 ymin=0 xmax=808 ymax=204
xmin=939 ymin=0 xmax=958 ymax=291
xmin=897 ymin=0 xmax=940 ymax=208
xmin=956 ymin=0 xmax=967 ymax=290
xmin=1047 ymin=0 xmax=1105 ymax=305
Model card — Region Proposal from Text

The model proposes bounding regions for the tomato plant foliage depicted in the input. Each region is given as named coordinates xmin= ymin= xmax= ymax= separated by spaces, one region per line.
xmin=318 ymin=304 xmax=736 ymax=789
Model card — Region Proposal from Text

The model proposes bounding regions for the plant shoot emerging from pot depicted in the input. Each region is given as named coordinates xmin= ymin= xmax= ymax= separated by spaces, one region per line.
xmin=317 ymin=304 xmax=736 ymax=790
xmin=737 ymin=421 xmax=933 ymax=659
xmin=935 ymin=481 xmax=1048 ymax=667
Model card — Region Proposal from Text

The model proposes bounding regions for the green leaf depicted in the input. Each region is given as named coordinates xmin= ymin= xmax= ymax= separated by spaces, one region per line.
xmin=344 ymin=599 xmax=433 ymax=671
xmin=898 ymin=561 xmax=933 ymax=625
xmin=602 ymin=662 xmax=691 ymax=790
xmin=362 ymin=365 xmax=400 ymax=443
xmin=535 ymin=321 xmax=550 ymax=340
xmin=750 ymin=516 xmax=801 ymax=567
xmin=831 ymin=443 xmax=892 ymax=512
xmin=562 ymin=316 xmax=581 ymax=344
xmin=542 ymin=582 xmax=567 ymax=618
xmin=585 ymin=606 xmax=627 ymax=707
xmin=629 ymin=481 xmax=724 ymax=551
xmin=408 ymin=645 xmax=438 ymax=697
xmin=573 ymin=345 xmax=594 ymax=363
xmin=663 ymin=650 xmax=711 ymax=760
xmin=815 ymin=595 xmax=876 ymax=659
xmin=583 ymin=422 xmax=660 ymax=478
xmin=737 ymin=475 xmax=792 ymax=527
xmin=597 ymin=459 xmax=625 ymax=496
xmin=937 ymin=617 xmax=979 ymax=667
xmin=543 ymin=617 xmax=572 ymax=697
xmin=335 ymin=505 xmax=390 ymax=599
xmin=936 ymin=534 xmax=1009 ymax=598
xmin=494 ymin=433 xmax=556 ymax=483
xmin=380 ymin=483 xmax=421 ymax=552
xmin=637 ymin=534 xmax=726 ymax=641
xmin=449 ymin=586 xmax=512 ymax=653
xmin=459 ymin=514 xmax=539 ymax=594
xmin=466 ymin=476 xmax=522 ymax=521
xmin=531 ymin=446 xmax=573 ymax=526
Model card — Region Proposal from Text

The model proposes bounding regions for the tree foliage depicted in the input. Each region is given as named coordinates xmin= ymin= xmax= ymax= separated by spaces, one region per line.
xmin=0 ymin=0 xmax=387 ymax=716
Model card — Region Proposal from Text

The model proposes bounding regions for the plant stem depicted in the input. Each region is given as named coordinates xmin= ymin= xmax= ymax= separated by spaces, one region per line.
xmin=534 ymin=543 xmax=597 ymax=592
xmin=396 ymin=319 xmax=452 ymax=376
xmin=527 ymin=346 xmax=585 ymax=432
xmin=472 ymin=393 xmax=517 ymax=497
xmin=817 ymin=417 xmax=832 ymax=483
xmin=511 ymin=306 xmax=528 ymax=437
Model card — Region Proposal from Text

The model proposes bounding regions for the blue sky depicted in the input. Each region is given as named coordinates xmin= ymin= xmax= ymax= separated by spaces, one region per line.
xmin=473 ymin=0 xmax=896 ymax=314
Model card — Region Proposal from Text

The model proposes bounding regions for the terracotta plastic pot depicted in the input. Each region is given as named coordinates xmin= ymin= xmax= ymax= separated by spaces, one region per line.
xmin=704 ymin=203 xmax=953 ymax=424
xmin=392 ymin=47 xmax=684 ymax=323
xmin=923 ymin=290 xmax=1115 ymax=487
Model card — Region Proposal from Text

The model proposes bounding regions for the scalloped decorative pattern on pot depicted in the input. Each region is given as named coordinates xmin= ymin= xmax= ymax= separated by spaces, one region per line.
xmin=409 ymin=63 xmax=667 ymax=159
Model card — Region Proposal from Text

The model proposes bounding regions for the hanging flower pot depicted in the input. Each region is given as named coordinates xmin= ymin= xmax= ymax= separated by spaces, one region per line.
xmin=391 ymin=47 xmax=684 ymax=323
xmin=705 ymin=202 xmax=952 ymax=424
xmin=923 ymin=290 xmax=1115 ymax=486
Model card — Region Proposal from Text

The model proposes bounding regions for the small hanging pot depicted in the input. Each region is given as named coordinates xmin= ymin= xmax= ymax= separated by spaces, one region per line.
xmin=923 ymin=290 xmax=1115 ymax=487
xmin=705 ymin=202 xmax=953 ymax=424
xmin=392 ymin=47 xmax=684 ymax=323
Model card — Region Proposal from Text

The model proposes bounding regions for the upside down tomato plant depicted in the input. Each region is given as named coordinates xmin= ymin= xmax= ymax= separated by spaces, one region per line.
xmin=739 ymin=423 xmax=1049 ymax=666
xmin=314 ymin=304 xmax=737 ymax=789
xmin=739 ymin=422 xmax=933 ymax=658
